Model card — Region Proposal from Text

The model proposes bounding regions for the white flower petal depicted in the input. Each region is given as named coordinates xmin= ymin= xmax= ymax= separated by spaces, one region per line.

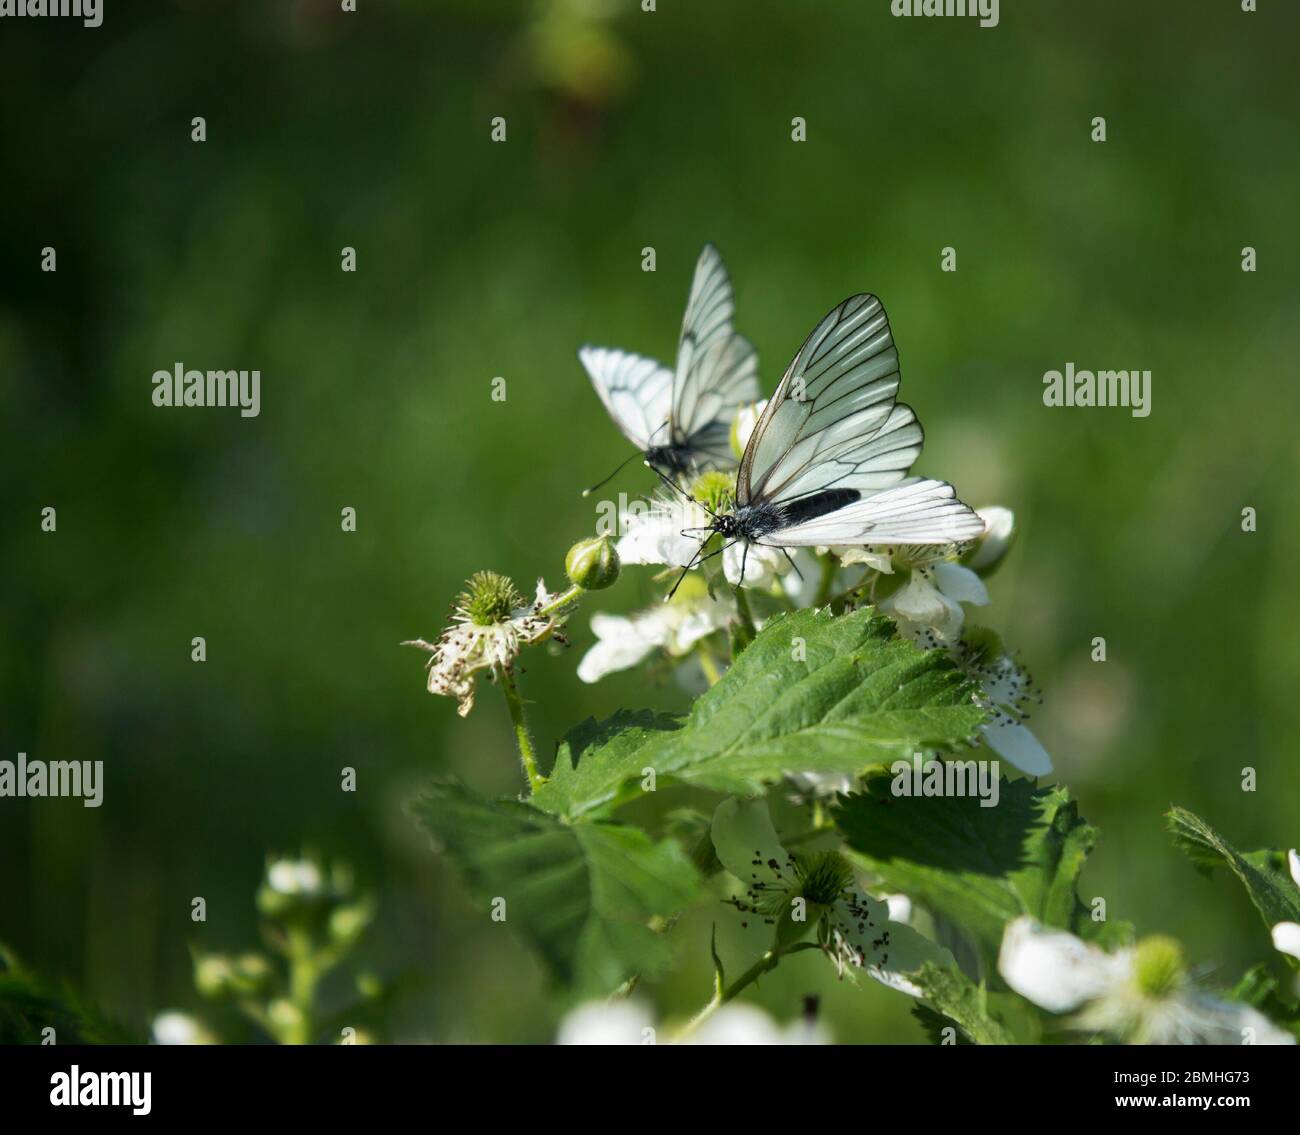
xmin=151 ymin=1011 xmax=214 ymax=1045
xmin=557 ymin=1001 xmax=656 ymax=1045
xmin=731 ymin=400 xmax=767 ymax=457
xmin=880 ymin=569 xmax=965 ymax=640
xmin=723 ymin=540 xmax=785 ymax=588
xmin=982 ymin=718 xmax=1053 ymax=777
xmin=998 ymin=917 xmax=1128 ymax=1013
xmin=833 ymin=546 xmax=894 ymax=573
xmin=1271 ymin=921 xmax=1300 ymax=962
xmin=577 ymin=616 xmax=656 ymax=682
xmin=616 ymin=500 xmax=709 ymax=569
xmin=686 ymin=1004 xmax=788 ymax=1045
xmin=966 ymin=506 xmax=1015 ymax=571
xmin=1289 ymin=848 xmax=1300 ymax=890
xmin=884 ymin=894 xmax=913 ymax=924
xmin=932 ymin=562 xmax=990 ymax=606
xmin=1170 ymin=993 xmax=1296 ymax=1046
xmin=711 ymin=797 xmax=788 ymax=886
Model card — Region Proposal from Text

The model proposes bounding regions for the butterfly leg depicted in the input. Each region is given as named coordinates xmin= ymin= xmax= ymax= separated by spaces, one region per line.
xmin=779 ymin=547 xmax=804 ymax=581
xmin=666 ymin=538 xmax=736 ymax=600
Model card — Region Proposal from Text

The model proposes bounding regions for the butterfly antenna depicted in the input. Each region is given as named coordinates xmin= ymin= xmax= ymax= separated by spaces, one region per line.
xmin=647 ymin=463 xmax=719 ymax=519
xmin=581 ymin=451 xmax=643 ymax=498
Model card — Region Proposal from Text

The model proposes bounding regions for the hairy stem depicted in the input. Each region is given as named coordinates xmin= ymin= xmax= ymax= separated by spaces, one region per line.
xmin=498 ymin=665 xmax=545 ymax=792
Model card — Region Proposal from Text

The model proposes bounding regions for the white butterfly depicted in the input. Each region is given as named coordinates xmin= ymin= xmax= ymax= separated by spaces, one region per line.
xmin=677 ymin=293 xmax=985 ymax=587
xmin=580 ymin=244 xmax=759 ymax=485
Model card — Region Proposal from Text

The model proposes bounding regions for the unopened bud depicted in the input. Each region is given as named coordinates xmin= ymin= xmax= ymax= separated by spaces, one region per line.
xmin=962 ymin=507 xmax=1016 ymax=576
xmin=566 ymin=536 xmax=620 ymax=591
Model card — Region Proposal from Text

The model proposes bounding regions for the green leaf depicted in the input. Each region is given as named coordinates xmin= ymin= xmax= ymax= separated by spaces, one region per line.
xmin=632 ymin=608 xmax=986 ymax=796
xmin=909 ymin=962 xmax=1016 ymax=1045
xmin=414 ymin=779 xmax=702 ymax=998
xmin=1166 ymin=805 xmax=1300 ymax=931
xmin=0 ymin=947 xmax=137 ymax=1045
xmin=835 ymin=772 xmax=1106 ymax=967
xmin=533 ymin=709 xmax=680 ymax=820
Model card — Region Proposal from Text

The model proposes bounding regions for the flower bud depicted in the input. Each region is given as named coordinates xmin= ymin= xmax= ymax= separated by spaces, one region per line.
xmin=962 ymin=507 xmax=1016 ymax=576
xmin=194 ymin=952 xmax=273 ymax=999
xmin=329 ymin=899 xmax=376 ymax=949
xmin=566 ymin=536 xmax=620 ymax=591
xmin=258 ymin=856 xmax=329 ymax=919
xmin=730 ymin=400 xmax=767 ymax=460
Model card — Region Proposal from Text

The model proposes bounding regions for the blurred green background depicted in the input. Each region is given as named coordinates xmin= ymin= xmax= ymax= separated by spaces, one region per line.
xmin=3 ymin=0 xmax=1298 ymax=1043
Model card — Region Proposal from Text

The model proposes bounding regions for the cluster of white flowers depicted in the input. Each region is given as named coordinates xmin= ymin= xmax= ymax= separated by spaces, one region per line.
xmin=578 ymin=487 xmax=1053 ymax=777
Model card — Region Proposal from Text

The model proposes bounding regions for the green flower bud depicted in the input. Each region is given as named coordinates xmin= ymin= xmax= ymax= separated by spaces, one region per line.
xmin=565 ymin=536 xmax=620 ymax=591
xmin=193 ymin=954 xmax=237 ymax=999
xmin=194 ymin=952 xmax=273 ymax=999
xmin=267 ymin=998 xmax=306 ymax=1037
xmin=329 ymin=899 xmax=376 ymax=949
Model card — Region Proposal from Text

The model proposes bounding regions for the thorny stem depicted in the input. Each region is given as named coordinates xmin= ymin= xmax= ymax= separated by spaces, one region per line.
xmin=498 ymin=665 xmax=545 ymax=792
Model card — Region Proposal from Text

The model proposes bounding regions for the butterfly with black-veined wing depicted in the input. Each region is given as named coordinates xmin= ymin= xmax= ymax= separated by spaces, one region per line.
xmin=580 ymin=244 xmax=759 ymax=493
xmin=667 ymin=293 xmax=985 ymax=595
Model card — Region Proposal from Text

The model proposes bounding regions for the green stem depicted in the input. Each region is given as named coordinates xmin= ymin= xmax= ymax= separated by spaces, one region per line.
xmin=813 ymin=553 xmax=837 ymax=608
xmin=731 ymin=586 xmax=757 ymax=657
xmin=698 ymin=644 xmax=723 ymax=687
xmin=675 ymin=941 xmax=819 ymax=1041
xmin=498 ymin=665 xmax=545 ymax=792
xmin=284 ymin=927 xmax=317 ymax=1045
xmin=537 ymin=583 xmax=583 ymax=619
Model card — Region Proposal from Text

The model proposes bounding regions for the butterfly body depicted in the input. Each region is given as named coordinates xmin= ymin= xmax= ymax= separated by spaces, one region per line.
xmin=711 ymin=488 xmax=864 ymax=544
xmin=644 ymin=441 xmax=696 ymax=478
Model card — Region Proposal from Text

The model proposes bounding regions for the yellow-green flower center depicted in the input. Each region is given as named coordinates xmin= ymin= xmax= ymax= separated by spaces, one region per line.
xmin=689 ymin=471 xmax=736 ymax=515
xmin=1132 ymin=935 xmax=1186 ymax=999
xmin=793 ymin=850 xmax=855 ymax=907
xmin=459 ymin=571 xmax=523 ymax=626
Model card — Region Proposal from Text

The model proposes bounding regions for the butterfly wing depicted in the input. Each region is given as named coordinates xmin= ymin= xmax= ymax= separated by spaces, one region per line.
xmin=739 ymin=294 xmax=918 ymax=506
xmin=579 ymin=345 xmax=675 ymax=452
xmin=737 ymin=294 xmax=980 ymax=547
xmin=671 ymin=245 xmax=760 ymax=467
xmin=765 ymin=478 xmax=986 ymax=547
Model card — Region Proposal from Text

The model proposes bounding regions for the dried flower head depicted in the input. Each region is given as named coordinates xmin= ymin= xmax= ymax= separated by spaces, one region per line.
xmin=402 ymin=572 xmax=562 ymax=716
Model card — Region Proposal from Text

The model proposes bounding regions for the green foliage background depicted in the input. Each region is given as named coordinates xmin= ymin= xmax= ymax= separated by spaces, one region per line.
xmin=2 ymin=0 xmax=1298 ymax=1042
